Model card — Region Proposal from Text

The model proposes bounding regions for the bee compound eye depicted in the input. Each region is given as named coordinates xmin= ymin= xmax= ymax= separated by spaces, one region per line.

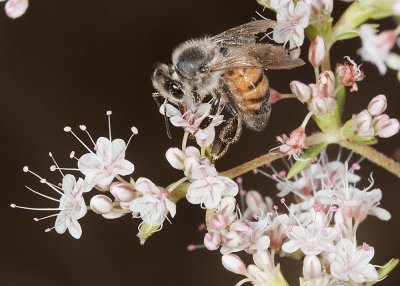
xmin=168 ymin=81 xmax=184 ymax=99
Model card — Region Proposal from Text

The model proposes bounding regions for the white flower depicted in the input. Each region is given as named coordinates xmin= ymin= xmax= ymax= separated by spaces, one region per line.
xmin=329 ymin=239 xmax=378 ymax=283
xmin=282 ymin=212 xmax=337 ymax=256
xmin=273 ymin=0 xmax=311 ymax=48
xmin=160 ymin=103 xmax=223 ymax=134
xmin=78 ymin=137 xmax=135 ymax=186
xmin=12 ymin=170 xmax=90 ymax=239
xmin=358 ymin=25 xmax=400 ymax=74
xmin=2 ymin=0 xmax=29 ymax=19
xmin=317 ymin=186 xmax=391 ymax=223
xmin=129 ymin=177 xmax=176 ymax=227
xmin=186 ymin=165 xmax=238 ymax=209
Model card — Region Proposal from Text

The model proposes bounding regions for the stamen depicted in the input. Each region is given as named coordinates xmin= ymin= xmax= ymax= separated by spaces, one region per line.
xmin=64 ymin=126 xmax=101 ymax=163
xmin=10 ymin=204 xmax=61 ymax=211
xmin=26 ymin=186 xmax=60 ymax=202
xmin=126 ymin=126 xmax=139 ymax=148
xmin=80 ymin=125 xmax=96 ymax=147
xmin=107 ymin=110 xmax=113 ymax=164
xmin=187 ymin=244 xmax=205 ymax=252
xmin=49 ymin=152 xmax=65 ymax=177
xmin=33 ymin=213 xmax=59 ymax=221
xmin=198 ymin=223 xmax=206 ymax=232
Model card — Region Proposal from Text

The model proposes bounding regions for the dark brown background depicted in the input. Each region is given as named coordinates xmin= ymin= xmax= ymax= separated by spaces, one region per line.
xmin=1 ymin=0 xmax=399 ymax=285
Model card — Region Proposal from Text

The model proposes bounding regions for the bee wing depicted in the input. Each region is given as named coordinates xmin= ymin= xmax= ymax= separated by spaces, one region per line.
xmin=205 ymin=43 xmax=305 ymax=72
xmin=211 ymin=19 xmax=276 ymax=46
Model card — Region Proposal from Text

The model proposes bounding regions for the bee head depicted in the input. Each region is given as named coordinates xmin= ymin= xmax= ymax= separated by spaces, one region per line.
xmin=152 ymin=63 xmax=192 ymax=106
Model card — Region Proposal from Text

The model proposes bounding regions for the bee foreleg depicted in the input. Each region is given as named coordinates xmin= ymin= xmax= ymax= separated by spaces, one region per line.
xmin=211 ymin=116 xmax=242 ymax=162
xmin=199 ymin=96 xmax=221 ymax=130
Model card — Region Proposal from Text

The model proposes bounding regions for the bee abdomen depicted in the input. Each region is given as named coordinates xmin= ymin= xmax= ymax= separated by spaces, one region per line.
xmin=224 ymin=68 xmax=271 ymax=131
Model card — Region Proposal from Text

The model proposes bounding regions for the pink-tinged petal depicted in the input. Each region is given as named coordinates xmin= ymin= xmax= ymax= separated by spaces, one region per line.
xmin=129 ymin=197 xmax=146 ymax=213
xmin=55 ymin=212 xmax=68 ymax=234
xmin=166 ymin=148 xmax=185 ymax=170
xmin=102 ymin=210 xmax=125 ymax=219
xmin=76 ymin=197 xmax=88 ymax=219
xmin=195 ymin=103 xmax=211 ymax=117
xmin=165 ymin=199 xmax=176 ymax=218
xmin=170 ymin=116 xmax=189 ymax=128
xmin=78 ymin=153 xmax=102 ymax=176
xmin=254 ymin=235 xmax=270 ymax=249
xmin=282 ymin=239 xmax=301 ymax=253
xmin=195 ymin=126 xmax=215 ymax=148
xmin=95 ymin=137 xmax=112 ymax=162
xmin=135 ymin=177 xmax=160 ymax=195
xmin=95 ymin=175 xmax=116 ymax=187
xmin=369 ymin=207 xmax=391 ymax=221
xmin=184 ymin=146 xmax=200 ymax=157
xmin=111 ymin=138 xmax=127 ymax=163
xmin=113 ymin=159 xmax=135 ymax=176
xmin=219 ymin=176 xmax=239 ymax=197
xmin=62 ymin=174 xmax=76 ymax=195
xmin=190 ymin=165 xmax=217 ymax=180
xmin=355 ymin=264 xmax=378 ymax=282
xmin=5 ymin=0 xmax=28 ymax=19
xmin=221 ymin=254 xmax=247 ymax=275
xmin=159 ymin=103 xmax=180 ymax=117
xmin=66 ymin=218 xmax=82 ymax=239
xmin=247 ymin=265 xmax=269 ymax=283
xmin=186 ymin=180 xmax=208 ymax=204
xmin=90 ymin=195 xmax=113 ymax=214
xmin=110 ymin=182 xmax=137 ymax=202
xmin=272 ymin=22 xmax=289 ymax=44
xmin=253 ymin=250 xmax=273 ymax=271
xmin=204 ymin=232 xmax=221 ymax=251
xmin=330 ymin=261 xmax=349 ymax=281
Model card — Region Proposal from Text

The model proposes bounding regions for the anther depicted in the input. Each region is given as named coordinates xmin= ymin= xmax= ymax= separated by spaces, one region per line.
xmin=64 ymin=126 xmax=72 ymax=132
xmin=236 ymin=177 xmax=243 ymax=184
xmin=50 ymin=165 xmax=56 ymax=171
xmin=131 ymin=126 xmax=138 ymax=135
xmin=79 ymin=125 xmax=87 ymax=131
xmin=23 ymin=166 xmax=29 ymax=172
xmin=69 ymin=151 xmax=75 ymax=159
xmin=106 ymin=110 xmax=112 ymax=115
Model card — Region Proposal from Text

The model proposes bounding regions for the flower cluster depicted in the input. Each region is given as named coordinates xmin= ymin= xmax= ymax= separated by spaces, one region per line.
xmin=219 ymin=151 xmax=389 ymax=285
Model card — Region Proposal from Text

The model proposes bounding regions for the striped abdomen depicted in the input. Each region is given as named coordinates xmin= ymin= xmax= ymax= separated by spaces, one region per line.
xmin=223 ymin=68 xmax=271 ymax=131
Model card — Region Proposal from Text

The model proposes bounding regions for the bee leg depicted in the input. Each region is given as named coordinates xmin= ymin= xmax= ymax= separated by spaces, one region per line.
xmin=198 ymin=96 xmax=221 ymax=130
xmin=211 ymin=115 xmax=242 ymax=162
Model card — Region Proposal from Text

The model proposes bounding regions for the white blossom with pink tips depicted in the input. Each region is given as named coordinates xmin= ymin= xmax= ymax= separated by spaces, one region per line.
xmin=78 ymin=137 xmax=135 ymax=186
xmin=129 ymin=177 xmax=176 ymax=227
xmin=328 ymin=239 xmax=378 ymax=283
xmin=273 ymin=0 xmax=311 ymax=49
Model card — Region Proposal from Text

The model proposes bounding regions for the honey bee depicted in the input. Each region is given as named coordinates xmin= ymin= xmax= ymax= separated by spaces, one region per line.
xmin=152 ymin=19 xmax=304 ymax=160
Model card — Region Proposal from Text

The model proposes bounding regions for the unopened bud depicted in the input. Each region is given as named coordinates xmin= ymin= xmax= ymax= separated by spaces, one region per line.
xmin=165 ymin=148 xmax=185 ymax=170
xmin=219 ymin=197 xmax=236 ymax=218
xmin=368 ymin=94 xmax=387 ymax=116
xmin=245 ymin=191 xmax=265 ymax=213
xmin=311 ymin=0 xmax=333 ymax=14
xmin=290 ymin=81 xmax=311 ymax=103
xmin=221 ymin=254 xmax=247 ymax=275
xmin=204 ymin=232 xmax=221 ymax=251
xmin=90 ymin=195 xmax=114 ymax=214
xmin=310 ymin=96 xmax=336 ymax=116
xmin=308 ymin=36 xmax=326 ymax=67
xmin=110 ymin=182 xmax=137 ymax=202
xmin=373 ymin=115 xmax=400 ymax=138
xmin=209 ymin=213 xmax=227 ymax=230
xmin=317 ymin=71 xmax=335 ymax=97
xmin=253 ymin=250 xmax=274 ymax=271
xmin=354 ymin=110 xmax=373 ymax=135
xmin=303 ymin=255 xmax=322 ymax=279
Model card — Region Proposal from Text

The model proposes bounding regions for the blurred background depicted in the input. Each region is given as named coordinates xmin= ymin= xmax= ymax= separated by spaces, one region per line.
xmin=1 ymin=0 xmax=399 ymax=285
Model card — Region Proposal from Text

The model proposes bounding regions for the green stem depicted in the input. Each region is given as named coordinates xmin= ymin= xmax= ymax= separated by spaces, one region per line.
xmin=340 ymin=141 xmax=400 ymax=178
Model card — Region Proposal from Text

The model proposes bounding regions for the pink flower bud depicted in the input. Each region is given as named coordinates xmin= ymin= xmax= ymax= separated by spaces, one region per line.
xmin=110 ymin=182 xmax=137 ymax=202
xmin=245 ymin=191 xmax=265 ymax=213
xmin=253 ymin=250 xmax=274 ymax=271
xmin=210 ymin=213 xmax=227 ymax=230
xmin=303 ymin=255 xmax=322 ymax=279
xmin=317 ymin=71 xmax=335 ymax=97
xmin=373 ymin=115 xmax=400 ymax=138
xmin=219 ymin=197 xmax=236 ymax=218
xmin=230 ymin=220 xmax=252 ymax=233
xmin=5 ymin=0 xmax=29 ymax=19
xmin=368 ymin=94 xmax=387 ymax=116
xmin=90 ymin=195 xmax=114 ymax=214
xmin=290 ymin=81 xmax=311 ymax=103
xmin=354 ymin=110 xmax=373 ymax=135
xmin=165 ymin=148 xmax=185 ymax=170
xmin=308 ymin=36 xmax=326 ymax=67
xmin=221 ymin=254 xmax=247 ymax=275
xmin=204 ymin=232 xmax=221 ymax=251
xmin=309 ymin=96 xmax=335 ymax=116
xmin=311 ymin=0 xmax=333 ymax=14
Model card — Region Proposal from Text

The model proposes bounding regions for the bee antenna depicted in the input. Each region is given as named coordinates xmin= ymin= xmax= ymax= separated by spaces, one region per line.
xmin=164 ymin=101 xmax=172 ymax=139
xmin=152 ymin=93 xmax=172 ymax=139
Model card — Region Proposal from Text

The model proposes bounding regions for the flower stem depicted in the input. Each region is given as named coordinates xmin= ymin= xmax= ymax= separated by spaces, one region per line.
xmin=339 ymin=141 xmax=400 ymax=178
